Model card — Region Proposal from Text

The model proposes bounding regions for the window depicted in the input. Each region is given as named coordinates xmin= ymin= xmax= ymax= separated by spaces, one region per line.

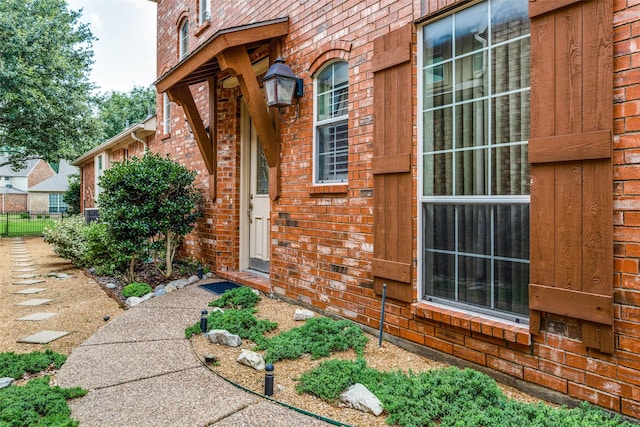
xmin=163 ymin=93 xmax=171 ymax=134
xmin=49 ymin=193 xmax=66 ymax=213
xmin=314 ymin=61 xmax=348 ymax=184
xmin=420 ymin=0 xmax=530 ymax=322
xmin=179 ymin=19 xmax=189 ymax=59
xmin=199 ymin=0 xmax=210 ymax=24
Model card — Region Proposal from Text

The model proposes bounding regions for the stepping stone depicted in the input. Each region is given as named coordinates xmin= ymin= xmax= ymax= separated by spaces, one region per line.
xmin=12 ymin=268 xmax=36 ymax=273
xmin=12 ymin=258 xmax=33 ymax=262
xmin=15 ymin=299 xmax=52 ymax=306
xmin=11 ymin=251 xmax=28 ymax=254
xmin=17 ymin=331 xmax=69 ymax=344
xmin=12 ymin=279 xmax=45 ymax=285
xmin=12 ymin=288 xmax=47 ymax=294
xmin=12 ymin=274 xmax=37 ymax=279
xmin=14 ymin=263 xmax=35 ymax=267
xmin=17 ymin=312 xmax=58 ymax=321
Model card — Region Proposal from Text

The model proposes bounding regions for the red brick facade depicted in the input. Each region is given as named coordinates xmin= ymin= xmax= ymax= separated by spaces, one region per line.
xmin=1 ymin=193 xmax=27 ymax=213
xmin=153 ymin=0 xmax=640 ymax=418
xmin=27 ymin=160 xmax=55 ymax=188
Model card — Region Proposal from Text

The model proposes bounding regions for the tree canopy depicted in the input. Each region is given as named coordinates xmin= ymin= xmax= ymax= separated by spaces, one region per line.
xmin=0 ymin=0 xmax=99 ymax=168
xmin=95 ymin=85 xmax=157 ymax=142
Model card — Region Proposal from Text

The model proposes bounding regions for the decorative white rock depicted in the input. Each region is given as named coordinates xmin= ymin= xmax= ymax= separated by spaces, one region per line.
xmin=188 ymin=275 xmax=200 ymax=284
xmin=237 ymin=349 xmax=265 ymax=370
xmin=293 ymin=309 xmax=315 ymax=321
xmin=0 ymin=378 xmax=13 ymax=389
xmin=125 ymin=296 xmax=144 ymax=307
xmin=339 ymin=383 xmax=384 ymax=416
xmin=207 ymin=329 xmax=242 ymax=347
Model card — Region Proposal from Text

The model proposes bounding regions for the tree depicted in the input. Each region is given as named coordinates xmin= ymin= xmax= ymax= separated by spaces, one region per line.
xmin=95 ymin=86 xmax=157 ymax=141
xmin=63 ymin=174 xmax=81 ymax=215
xmin=98 ymin=153 xmax=202 ymax=280
xmin=0 ymin=0 xmax=99 ymax=169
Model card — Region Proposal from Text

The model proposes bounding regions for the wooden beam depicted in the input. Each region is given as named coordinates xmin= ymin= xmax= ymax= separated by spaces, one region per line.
xmin=529 ymin=0 xmax=583 ymax=18
xmin=529 ymin=130 xmax=612 ymax=164
xmin=208 ymin=76 xmax=217 ymax=200
xmin=529 ymin=283 xmax=613 ymax=325
xmin=166 ymin=85 xmax=214 ymax=175
xmin=217 ymin=46 xmax=277 ymax=168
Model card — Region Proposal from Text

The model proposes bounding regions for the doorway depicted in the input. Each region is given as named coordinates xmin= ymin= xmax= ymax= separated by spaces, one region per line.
xmin=240 ymin=102 xmax=270 ymax=273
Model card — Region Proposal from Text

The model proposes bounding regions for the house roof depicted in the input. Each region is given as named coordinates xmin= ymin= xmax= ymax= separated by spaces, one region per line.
xmin=0 ymin=186 xmax=27 ymax=195
xmin=0 ymin=157 xmax=40 ymax=178
xmin=72 ymin=115 xmax=156 ymax=166
xmin=29 ymin=160 xmax=78 ymax=193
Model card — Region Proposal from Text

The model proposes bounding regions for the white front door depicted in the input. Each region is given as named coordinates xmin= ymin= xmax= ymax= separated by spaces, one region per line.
xmin=248 ymin=129 xmax=270 ymax=272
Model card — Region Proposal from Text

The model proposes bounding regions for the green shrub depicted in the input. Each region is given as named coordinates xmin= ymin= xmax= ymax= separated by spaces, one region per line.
xmin=254 ymin=317 xmax=368 ymax=363
xmin=43 ymin=216 xmax=130 ymax=275
xmin=185 ymin=308 xmax=277 ymax=339
xmin=208 ymin=287 xmax=260 ymax=309
xmin=43 ymin=215 xmax=89 ymax=264
xmin=19 ymin=213 xmax=29 ymax=219
xmin=298 ymin=361 xmax=635 ymax=427
xmin=0 ymin=376 xmax=86 ymax=427
xmin=0 ymin=350 xmax=67 ymax=379
xmin=122 ymin=282 xmax=152 ymax=298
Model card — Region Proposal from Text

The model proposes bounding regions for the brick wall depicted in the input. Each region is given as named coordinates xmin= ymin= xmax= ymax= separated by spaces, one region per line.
xmin=27 ymin=160 xmax=54 ymax=188
xmin=29 ymin=193 xmax=48 ymax=212
xmin=1 ymin=194 xmax=27 ymax=213
xmin=80 ymin=161 xmax=95 ymax=211
xmin=155 ymin=0 xmax=640 ymax=418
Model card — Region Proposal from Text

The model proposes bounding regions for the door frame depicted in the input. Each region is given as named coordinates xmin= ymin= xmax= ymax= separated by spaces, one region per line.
xmin=239 ymin=101 xmax=271 ymax=273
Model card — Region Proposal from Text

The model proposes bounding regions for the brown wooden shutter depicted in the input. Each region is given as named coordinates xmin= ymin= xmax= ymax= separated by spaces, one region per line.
xmin=529 ymin=0 xmax=614 ymax=353
xmin=372 ymin=24 xmax=413 ymax=302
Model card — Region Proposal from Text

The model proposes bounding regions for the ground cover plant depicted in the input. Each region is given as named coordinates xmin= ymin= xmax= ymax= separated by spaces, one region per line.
xmin=0 ymin=351 xmax=86 ymax=427
xmin=297 ymin=360 xmax=635 ymax=427
xmin=122 ymin=282 xmax=152 ymax=298
xmin=209 ymin=287 xmax=260 ymax=309
xmin=185 ymin=308 xmax=278 ymax=339
xmin=0 ymin=350 xmax=66 ymax=380
xmin=253 ymin=317 xmax=369 ymax=363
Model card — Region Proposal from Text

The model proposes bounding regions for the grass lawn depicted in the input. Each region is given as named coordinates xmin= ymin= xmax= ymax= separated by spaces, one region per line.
xmin=0 ymin=214 xmax=60 ymax=236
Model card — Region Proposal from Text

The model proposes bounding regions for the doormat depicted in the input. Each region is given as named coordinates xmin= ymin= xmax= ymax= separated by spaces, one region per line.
xmin=199 ymin=281 xmax=242 ymax=295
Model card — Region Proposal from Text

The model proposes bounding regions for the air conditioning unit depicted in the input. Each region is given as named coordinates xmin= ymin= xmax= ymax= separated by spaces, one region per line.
xmin=84 ymin=208 xmax=100 ymax=223
xmin=5 ymin=184 xmax=12 ymax=188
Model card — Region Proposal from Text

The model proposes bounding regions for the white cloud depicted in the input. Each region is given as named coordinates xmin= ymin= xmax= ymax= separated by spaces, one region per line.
xmin=67 ymin=0 xmax=157 ymax=93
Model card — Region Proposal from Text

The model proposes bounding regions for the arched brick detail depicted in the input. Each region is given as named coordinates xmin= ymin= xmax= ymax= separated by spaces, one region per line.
xmin=308 ymin=41 xmax=352 ymax=77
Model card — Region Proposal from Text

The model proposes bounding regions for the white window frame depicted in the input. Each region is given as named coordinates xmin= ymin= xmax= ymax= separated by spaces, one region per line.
xmin=312 ymin=60 xmax=349 ymax=185
xmin=418 ymin=0 xmax=531 ymax=324
xmin=179 ymin=19 xmax=189 ymax=59
xmin=49 ymin=193 xmax=66 ymax=213
xmin=199 ymin=0 xmax=210 ymax=24
xmin=163 ymin=92 xmax=171 ymax=134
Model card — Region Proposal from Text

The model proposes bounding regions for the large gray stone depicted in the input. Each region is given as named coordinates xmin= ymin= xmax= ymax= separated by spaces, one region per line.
xmin=339 ymin=383 xmax=384 ymax=416
xmin=0 ymin=378 xmax=13 ymax=389
xmin=17 ymin=331 xmax=70 ymax=344
xmin=236 ymin=349 xmax=265 ymax=370
xmin=207 ymin=329 xmax=241 ymax=347
xmin=125 ymin=296 xmax=144 ymax=307
xmin=294 ymin=308 xmax=315 ymax=321
xmin=168 ymin=278 xmax=189 ymax=289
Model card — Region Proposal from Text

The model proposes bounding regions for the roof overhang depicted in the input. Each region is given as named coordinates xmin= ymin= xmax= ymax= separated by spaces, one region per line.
xmin=154 ymin=18 xmax=289 ymax=200
xmin=155 ymin=18 xmax=289 ymax=93
xmin=72 ymin=115 xmax=156 ymax=166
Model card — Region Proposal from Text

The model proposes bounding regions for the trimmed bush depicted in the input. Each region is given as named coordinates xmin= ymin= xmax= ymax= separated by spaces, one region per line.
xmin=122 ymin=282 xmax=152 ymax=298
xmin=208 ymin=287 xmax=260 ymax=309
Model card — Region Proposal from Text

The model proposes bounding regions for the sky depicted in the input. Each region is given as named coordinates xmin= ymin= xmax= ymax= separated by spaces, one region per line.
xmin=66 ymin=0 xmax=157 ymax=94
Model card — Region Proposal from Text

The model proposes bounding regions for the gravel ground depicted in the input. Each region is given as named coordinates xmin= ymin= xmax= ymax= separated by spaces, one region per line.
xmin=191 ymin=295 xmax=545 ymax=427
xmin=0 ymin=236 xmax=123 ymax=355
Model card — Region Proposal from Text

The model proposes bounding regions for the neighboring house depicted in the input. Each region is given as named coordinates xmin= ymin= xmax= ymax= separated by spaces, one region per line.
xmin=151 ymin=0 xmax=640 ymax=417
xmin=72 ymin=115 xmax=156 ymax=213
xmin=28 ymin=160 xmax=78 ymax=214
xmin=0 ymin=156 xmax=55 ymax=213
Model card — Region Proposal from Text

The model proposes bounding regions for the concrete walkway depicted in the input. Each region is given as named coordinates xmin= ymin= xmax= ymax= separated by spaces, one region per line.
xmin=57 ymin=285 xmax=336 ymax=427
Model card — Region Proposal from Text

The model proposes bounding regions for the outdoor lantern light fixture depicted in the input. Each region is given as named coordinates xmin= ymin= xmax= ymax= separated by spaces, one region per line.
xmin=263 ymin=57 xmax=303 ymax=108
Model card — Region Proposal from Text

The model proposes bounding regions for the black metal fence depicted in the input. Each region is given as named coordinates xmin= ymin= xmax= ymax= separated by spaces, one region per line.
xmin=0 ymin=211 xmax=69 ymax=237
